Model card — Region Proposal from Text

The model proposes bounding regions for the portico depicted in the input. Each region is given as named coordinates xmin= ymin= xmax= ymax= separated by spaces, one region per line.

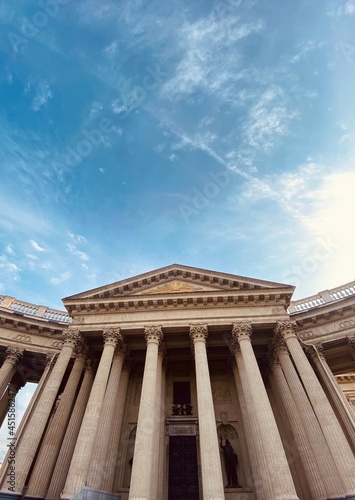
xmin=0 ymin=265 xmax=354 ymax=500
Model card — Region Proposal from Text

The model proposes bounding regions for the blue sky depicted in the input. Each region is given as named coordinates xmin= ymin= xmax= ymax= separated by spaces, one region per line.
xmin=0 ymin=0 xmax=355 ymax=311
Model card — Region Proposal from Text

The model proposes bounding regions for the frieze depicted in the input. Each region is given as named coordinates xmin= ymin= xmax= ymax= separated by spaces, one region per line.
xmin=13 ymin=334 xmax=32 ymax=343
xmin=339 ymin=320 xmax=355 ymax=330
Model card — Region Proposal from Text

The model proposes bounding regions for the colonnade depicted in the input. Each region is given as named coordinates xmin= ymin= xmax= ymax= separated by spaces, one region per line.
xmin=0 ymin=321 xmax=354 ymax=500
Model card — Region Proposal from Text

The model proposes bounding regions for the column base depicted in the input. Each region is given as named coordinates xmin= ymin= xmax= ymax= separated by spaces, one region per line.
xmin=0 ymin=493 xmax=22 ymax=500
xmin=71 ymin=488 xmax=121 ymax=500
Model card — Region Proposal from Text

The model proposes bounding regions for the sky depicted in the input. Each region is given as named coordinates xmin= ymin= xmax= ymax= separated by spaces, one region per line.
xmin=0 ymin=0 xmax=355 ymax=462
xmin=0 ymin=0 xmax=355 ymax=315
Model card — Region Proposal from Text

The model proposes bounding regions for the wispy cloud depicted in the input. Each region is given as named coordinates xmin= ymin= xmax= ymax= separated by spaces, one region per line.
xmin=25 ymin=79 xmax=53 ymax=112
xmin=50 ymin=271 xmax=71 ymax=285
xmin=67 ymin=243 xmax=89 ymax=261
xmin=29 ymin=240 xmax=46 ymax=252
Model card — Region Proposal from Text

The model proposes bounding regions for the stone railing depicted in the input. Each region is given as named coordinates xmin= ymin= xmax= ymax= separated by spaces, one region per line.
xmin=288 ymin=280 xmax=355 ymax=314
xmin=0 ymin=295 xmax=71 ymax=324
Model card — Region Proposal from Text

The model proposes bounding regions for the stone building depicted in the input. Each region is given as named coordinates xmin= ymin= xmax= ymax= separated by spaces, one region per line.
xmin=0 ymin=264 xmax=354 ymax=500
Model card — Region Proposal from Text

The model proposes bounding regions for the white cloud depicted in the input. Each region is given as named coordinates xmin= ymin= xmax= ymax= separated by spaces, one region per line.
xmin=68 ymin=232 xmax=87 ymax=244
xmin=244 ymin=86 xmax=299 ymax=150
xmin=162 ymin=12 xmax=263 ymax=99
xmin=29 ymin=240 xmax=46 ymax=252
xmin=103 ymin=40 xmax=118 ymax=57
xmin=50 ymin=271 xmax=71 ymax=285
xmin=67 ymin=243 xmax=89 ymax=261
xmin=5 ymin=244 xmax=14 ymax=255
xmin=31 ymin=80 xmax=53 ymax=111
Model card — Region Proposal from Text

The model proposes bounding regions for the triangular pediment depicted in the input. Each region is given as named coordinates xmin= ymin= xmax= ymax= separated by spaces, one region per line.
xmin=63 ymin=264 xmax=294 ymax=303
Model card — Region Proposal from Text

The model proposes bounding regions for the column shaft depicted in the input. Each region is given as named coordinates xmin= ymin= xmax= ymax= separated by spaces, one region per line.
xmin=277 ymin=322 xmax=355 ymax=498
xmin=190 ymin=324 xmax=225 ymax=500
xmin=232 ymin=323 xmax=299 ymax=500
xmin=270 ymin=357 xmax=327 ymax=499
xmin=46 ymin=362 xmax=94 ymax=500
xmin=310 ymin=346 xmax=355 ymax=452
xmin=62 ymin=328 xmax=122 ymax=497
xmin=150 ymin=347 xmax=163 ymax=500
xmin=26 ymin=347 xmax=86 ymax=497
xmin=87 ymin=346 xmax=125 ymax=490
xmin=102 ymin=365 xmax=130 ymax=492
xmin=277 ymin=340 xmax=346 ymax=499
xmin=129 ymin=326 xmax=163 ymax=500
xmin=231 ymin=355 xmax=262 ymax=495
xmin=2 ymin=331 xmax=80 ymax=494
xmin=157 ymin=362 xmax=167 ymax=500
xmin=0 ymin=348 xmax=23 ymax=397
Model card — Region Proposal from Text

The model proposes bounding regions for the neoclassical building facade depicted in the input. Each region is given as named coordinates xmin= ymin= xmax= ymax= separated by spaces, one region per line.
xmin=0 ymin=264 xmax=354 ymax=500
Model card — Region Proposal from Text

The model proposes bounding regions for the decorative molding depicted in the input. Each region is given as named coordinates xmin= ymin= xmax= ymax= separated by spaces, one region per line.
xmin=189 ymin=324 xmax=208 ymax=342
xmin=212 ymin=381 xmax=232 ymax=404
xmin=231 ymin=323 xmax=252 ymax=342
xmin=144 ymin=325 xmax=163 ymax=344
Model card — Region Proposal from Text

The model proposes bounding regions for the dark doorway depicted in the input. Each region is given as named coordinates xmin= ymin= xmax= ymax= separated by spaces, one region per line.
xmin=168 ymin=436 xmax=199 ymax=500
xmin=173 ymin=381 xmax=191 ymax=404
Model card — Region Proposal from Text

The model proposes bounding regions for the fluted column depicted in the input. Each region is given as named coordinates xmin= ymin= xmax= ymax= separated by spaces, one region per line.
xmin=1 ymin=330 xmax=81 ymax=495
xmin=150 ymin=344 xmax=164 ymax=500
xmin=62 ymin=328 xmax=122 ymax=498
xmin=46 ymin=359 xmax=94 ymax=500
xmin=26 ymin=342 xmax=87 ymax=498
xmin=128 ymin=325 xmax=163 ymax=500
xmin=0 ymin=348 xmax=23 ymax=397
xmin=157 ymin=357 xmax=167 ymax=500
xmin=276 ymin=321 xmax=355 ymax=499
xmin=190 ymin=324 xmax=225 ymax=500
xmin=229 ymin=356 xmax=258 ymax=491
xmin=309 ymin=345 xmax=355 ymax=452
xmin=275 ymin=336 xmax=346 ymax=499
xmin=269 ymin=345 xmax=327 ymax=500
xmin=103 ymin=361 xmax=131 ymax=492
xmin=232 ymin=322 xmax=299 ymax=500
xmin=87 ymin=342 xmax=126 ymax=490
xmin=0 ymin=376 xmax=24 ymax=428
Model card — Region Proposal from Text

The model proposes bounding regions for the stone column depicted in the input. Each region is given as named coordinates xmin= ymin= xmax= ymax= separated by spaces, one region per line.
xmin=232 ymin=323 xmax=299 ymax=500
xmin=26 ymin=342 xmax=87 ymax=498
xmin=310 ymin=345 xmax=355 ymax=452
xmin=276 ymin=321 xmax=355 ymax=499
xmin=62 ymin=328 xmax=122 ymax=498
xmin=275 ymin=336 xmax=346 ymax=499
xmin=190 ymin=324 xmax=225 ymax=500
xmin=46 ymin=359 xmax=94 ymax=500
xmin=2 ymin=330 xmax=81 ymax=495
xmin=128 ymin=325 xmax=163 ymax=500
xmin=150 ymin=344 xmax=164 ymax=500
xmin=0 ymin=376 xmax=23 ymax=428
xmin=102 ymin=361 xmax=131 ymax=492
xmin=269 ymin=346 xmax=327 ymax=500
xmin=87 ymin=343 xmax=126 ymax=490
xmin=229 ymin=356 xmax=258 ymax=491
xmin=0 ymin=348 xmax=23 ymax=397
xmin=157 ymin=357 xmax=167 ymax=500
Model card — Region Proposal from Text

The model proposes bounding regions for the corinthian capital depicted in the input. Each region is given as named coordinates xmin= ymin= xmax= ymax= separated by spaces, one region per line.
xmin=231 ymin=323 xmax=252 ymax=342
xmin=275 ymin=320 xmax=298 ymax=340
xmin=189 ymin=324 xmax=208 ymax=342
xmin=5 ymin=347 xmax=24 ymax=364
xmin=144 ymin=325 xmax=163 ymax=344
xmin=102 ymin=328 xmax=122 ymax=347
xmin=62 ymin=328 xmax=82 ymax=347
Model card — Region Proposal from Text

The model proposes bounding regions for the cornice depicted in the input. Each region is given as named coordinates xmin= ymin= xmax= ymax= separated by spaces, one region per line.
xmin=65 ymin=289 xmax=291 ymax=316
xmin=63 ymin=264 xmax=294 ymax=301
xmin=0 ymin=310 xmax=67 ymax=339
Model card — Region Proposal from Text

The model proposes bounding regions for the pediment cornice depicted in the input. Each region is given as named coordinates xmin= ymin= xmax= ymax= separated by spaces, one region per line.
xmin=63 ymin=264 xmax=294 ymax=304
